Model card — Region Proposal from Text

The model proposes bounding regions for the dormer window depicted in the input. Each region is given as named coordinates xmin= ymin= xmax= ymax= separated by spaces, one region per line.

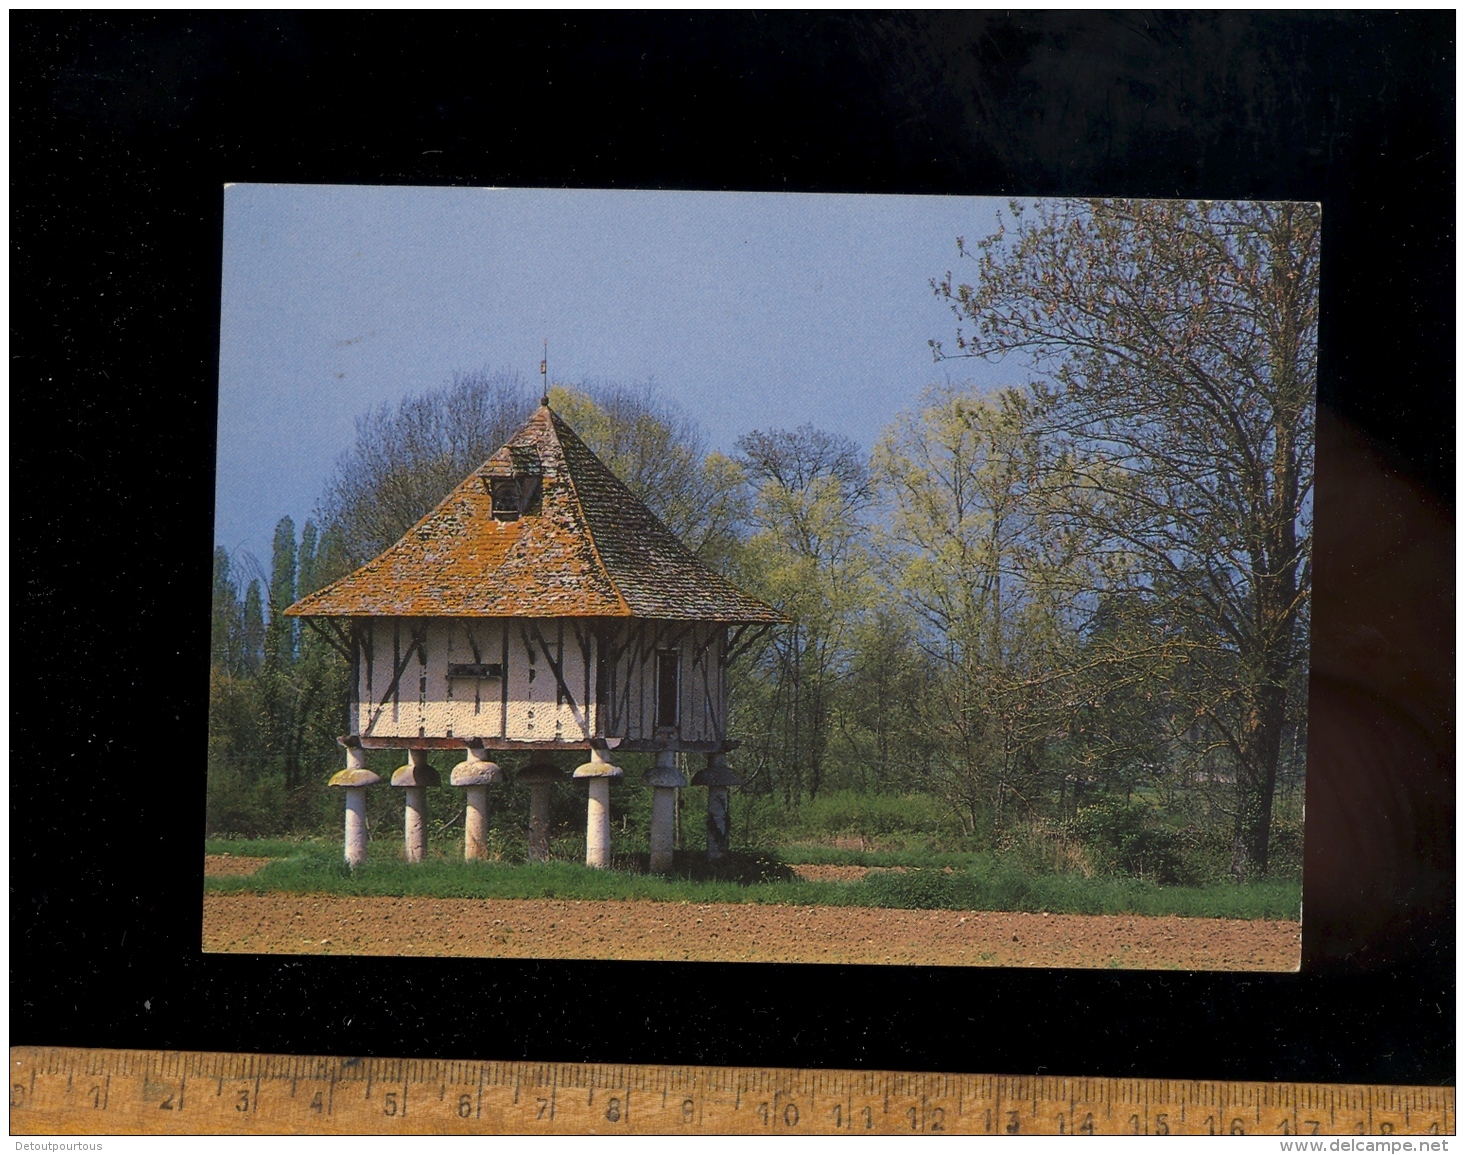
xmin=490 ymin=475 xmax=542 ymax=520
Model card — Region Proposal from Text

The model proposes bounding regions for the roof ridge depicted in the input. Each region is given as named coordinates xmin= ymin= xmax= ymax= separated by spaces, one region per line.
xmin=544 ymin=409 xmax=634 ymax=617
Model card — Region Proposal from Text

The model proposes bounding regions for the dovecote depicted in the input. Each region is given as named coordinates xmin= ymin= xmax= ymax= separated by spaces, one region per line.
xmin=286 ymin=400 xmax=785 ymax=870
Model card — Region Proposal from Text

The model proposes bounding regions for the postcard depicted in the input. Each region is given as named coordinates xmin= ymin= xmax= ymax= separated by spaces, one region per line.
xmin=205 ymin=185 xmax=1313 ymax=971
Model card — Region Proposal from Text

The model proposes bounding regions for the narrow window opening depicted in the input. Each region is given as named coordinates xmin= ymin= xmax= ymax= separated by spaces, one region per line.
xmin=656 ymin=648 xmax=680 ymax=729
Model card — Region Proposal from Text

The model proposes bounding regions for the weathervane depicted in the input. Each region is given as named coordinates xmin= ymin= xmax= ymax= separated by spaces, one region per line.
xmin=540 ymin=339 xmax=549 ymax=407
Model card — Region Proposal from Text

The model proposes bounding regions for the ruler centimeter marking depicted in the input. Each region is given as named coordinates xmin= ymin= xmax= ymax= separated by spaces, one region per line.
xmin=8 ymin=1047 xmax=1455 ymax=1136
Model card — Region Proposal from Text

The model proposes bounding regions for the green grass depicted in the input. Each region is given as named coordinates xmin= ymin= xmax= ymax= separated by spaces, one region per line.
xmin=206 ymin=842 xmax=1301 ymax=920
xmin=772 ymin=843 xmax=991 ymax=869
xmin=851 ymin=863 xmax=1301 ymax=920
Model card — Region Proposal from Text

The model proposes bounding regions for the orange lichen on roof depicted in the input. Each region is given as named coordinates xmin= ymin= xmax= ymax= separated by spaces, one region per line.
xmin=286 ymin=405 xmax=785 ymax=623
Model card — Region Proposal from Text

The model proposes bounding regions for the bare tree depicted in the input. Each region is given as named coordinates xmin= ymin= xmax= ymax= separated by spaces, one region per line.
xmin=934 ymin=199 xmax=1318 ymax=875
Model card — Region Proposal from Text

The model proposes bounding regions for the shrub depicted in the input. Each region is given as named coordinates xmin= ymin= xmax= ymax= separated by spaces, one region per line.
xmin=1071 ymin=799 xmax=1192 ymax=884
xmin=738 ymin=789 xmax=965 ymax=850
xmin=205 ymin=766 xmax=294 ymax=837
xmin=996 ymin=821 xmax=1095 ymax=877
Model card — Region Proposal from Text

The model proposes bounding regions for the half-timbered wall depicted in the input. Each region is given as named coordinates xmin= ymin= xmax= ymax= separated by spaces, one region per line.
xmin=351 ymin=617 xmax=729 ymax=748
xmin=598 ymin=621 xmax=727 ymax=746
xmin=354 ymin=618 xmax=597 ymax=743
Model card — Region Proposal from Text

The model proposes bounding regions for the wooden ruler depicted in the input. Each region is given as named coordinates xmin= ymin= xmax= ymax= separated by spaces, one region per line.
xmin=9 ymin=1047 xmax=1455 ymax=1136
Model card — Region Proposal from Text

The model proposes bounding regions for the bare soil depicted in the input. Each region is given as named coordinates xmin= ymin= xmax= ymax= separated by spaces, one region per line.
xmin=788 ymin=863 xmax=873 ymax=882
xmin=202 ymin=892 xmax=1300 ymax=970
xmin=204 ymin=855 xmax=272 ymax=878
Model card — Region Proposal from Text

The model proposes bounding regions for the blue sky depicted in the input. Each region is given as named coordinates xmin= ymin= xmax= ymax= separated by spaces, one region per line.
xmin=215 ymin=184 xmax=1009 ymax=565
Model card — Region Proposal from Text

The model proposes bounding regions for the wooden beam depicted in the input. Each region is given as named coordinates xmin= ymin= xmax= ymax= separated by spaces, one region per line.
xmin=354 ymin=735 xmax=729 ymax=753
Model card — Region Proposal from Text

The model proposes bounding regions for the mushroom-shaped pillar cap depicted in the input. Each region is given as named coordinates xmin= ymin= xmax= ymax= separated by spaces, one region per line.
xmin=572 ymin=746 xmax=624 ymax=779
xmin=518 ymin=759 xmax=567 ymax=786
xmin=390 ymin=762 xmax=442 ymax=788
xmin=329 ymin=767 xmax=382 ymax=788
xmin=642 ymin=764 xmax=688 ymax=789
xmin=691 ymin=753 xmax=744 ymax=788
xmin=572 ymin=763 xmax=625 ymax=779
xmin=450 ymin=759 xmax=503 ymax=786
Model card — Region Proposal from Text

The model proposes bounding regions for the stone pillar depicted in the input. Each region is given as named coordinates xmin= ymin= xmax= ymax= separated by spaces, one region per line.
xmin=643 ymin=749 xmax=687 ymax=874
xmin=390 ymin=749 xmax=440 ymax=864
xmin=518 ymin=758 xmax=566 ymax=863
xmin=450 ymin=742 xmax=502 ymax=861
xmin=329 ymin=737 xmax=381 ymax=868
xmin=586 ymin=780 xmax=612 ymax=866
xmin=691 ymin=751 xmax=744 ymax=863
xmin=573 ymin=745 xmax=624 ymax=869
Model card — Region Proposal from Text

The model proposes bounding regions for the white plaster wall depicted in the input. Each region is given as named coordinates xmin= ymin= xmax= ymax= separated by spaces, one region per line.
xmin=420 ymin=620 xmax=456 ymax=739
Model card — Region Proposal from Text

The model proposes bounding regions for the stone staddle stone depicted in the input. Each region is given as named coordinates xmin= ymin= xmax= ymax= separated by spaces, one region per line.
xmin=642 ymin=763 xmax=688 ymax=789
xmin=519 ymin=760 xmax=564 ymax=864
xmin=450 ymin=758 xmax=501 ymax=861
xmin=574 ymin=748 xmax=622 ymax=868
xmin=517 ymin=761 xmax=566 ymax=785
xmin=693 ymin=753 xmax=742 ymax=863
xmin=329 ymin=767 xmax=382 ymax=788
xmin=572 ymin=751 xmax=625 ymax=779
xmin=645 ymin=752 xmax=684 ymax=874
xmin=390 ymin=762 xmax=441 ymax=788
xmin=329 ymin=766 xmax=381 ymax=868
xmin=689 ymin=762 xmax=743 ymax=788
xmin=450 ymin=759 xmax=503 ymax=786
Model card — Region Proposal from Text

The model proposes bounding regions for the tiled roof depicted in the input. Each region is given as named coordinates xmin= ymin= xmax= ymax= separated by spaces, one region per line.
xmin=286 ymin=405 xmax=784 ymax=623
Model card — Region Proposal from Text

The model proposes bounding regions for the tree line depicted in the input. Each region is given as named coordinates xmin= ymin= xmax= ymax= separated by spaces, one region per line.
xmin=209 ymin=200 xmax=1315 ymax=879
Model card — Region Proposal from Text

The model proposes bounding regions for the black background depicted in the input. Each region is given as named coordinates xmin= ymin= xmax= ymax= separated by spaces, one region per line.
xmin=12 ymin=13 xmax=1454 ymax=1085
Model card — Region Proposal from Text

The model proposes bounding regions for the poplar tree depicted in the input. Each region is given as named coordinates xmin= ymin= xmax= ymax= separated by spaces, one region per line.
xmin=241 ymin=580 xmax=265 ymax=675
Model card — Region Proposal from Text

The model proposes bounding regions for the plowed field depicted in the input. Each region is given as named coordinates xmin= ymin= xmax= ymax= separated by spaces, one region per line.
xmin=201 ymin=891 xmax=1300 ymax=970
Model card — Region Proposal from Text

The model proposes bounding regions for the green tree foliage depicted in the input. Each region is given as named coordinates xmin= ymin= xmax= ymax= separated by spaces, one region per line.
xmin=934 ymin=199 xmax=1318 ymax=875
xmin=732 ymin=426 xmax=874 ymax=801
xmin=838 ymin=608 xmax=939 ymax=795
xmin=872 ymin=385 xmax=1092 ymax=833
xmin=264 ymin=516 xmax=298 ymax=668
xmin=207 ymin=522 xmax=349 ymax=832
xmin=211 ymin=547 xmax=246 ymax=676
xmin=241 ymin=580 xmax=265 ymax=675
